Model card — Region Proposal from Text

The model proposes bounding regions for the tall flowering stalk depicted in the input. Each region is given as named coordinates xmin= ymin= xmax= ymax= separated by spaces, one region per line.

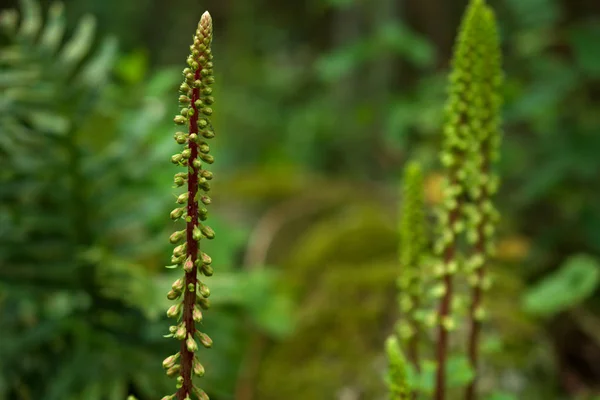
xmin=432 ymin=1 xmax=491 ymax=398
xmin=163 ymin=11 xmax=216 ymax=400
xmin=463 ymin=5 xmax=502 ymax=400
xmin=396 ymin=161 xmax=427 ymax=372
xmin=385 ymin=336 xmax=412 ymax=400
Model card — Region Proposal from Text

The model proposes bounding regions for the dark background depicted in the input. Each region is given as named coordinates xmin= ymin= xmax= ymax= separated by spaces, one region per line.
xmin=1 ymin=0 xmax=599 ymax=399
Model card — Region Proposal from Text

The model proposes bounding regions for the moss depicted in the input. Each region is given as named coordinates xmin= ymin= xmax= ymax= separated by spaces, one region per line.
xmin=256 ymin=203 xmax=400 ymax=399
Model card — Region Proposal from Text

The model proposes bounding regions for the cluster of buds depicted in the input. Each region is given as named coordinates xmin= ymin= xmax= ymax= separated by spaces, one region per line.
xmin=395 ymin=161 xmax=427 ymax=370
xmin=429 ymin=1 xmax=503 ymax=399
xmin=163 ymin=11 xmax=215 ymax=400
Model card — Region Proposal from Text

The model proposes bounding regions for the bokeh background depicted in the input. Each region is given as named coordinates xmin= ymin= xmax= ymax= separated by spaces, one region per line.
xmin=1 ymin=0 xmax=599 ymax=399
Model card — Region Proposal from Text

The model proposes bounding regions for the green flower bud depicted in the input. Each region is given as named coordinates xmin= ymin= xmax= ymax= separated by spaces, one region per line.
xmin=166 ymin=303 xmax=182 ymax=319
xmin=193 ymin=226 xmax=202 ymax=241
xmin=193 ymin=359 xmax=205 ymax=377
xmin=167 ymin=290 xmax=181 ymax=300
xmin=198 ymin=283 xmax=210 ymax=298
xmin=170 ymin=207 xmax=185 ymax=220
xmin=176 ymin=192 xmax=189 ymax=204
xmin=193 ymin=387 xmax=210 ymax=400
xmin=200 ymin=252 xmax=212 ymax=265
xmin=201 ymin=264 xmax=213 ymax=276
xmin=201 ymin=225 xmax=215 ymax=239
xmin=166 ymin=364 xmax=180 ymax=377
xmin=174 ymin=323 xmax=186 ymax=340
xmin=183 ymin=256 xmax=194 ymax=273
xmin=179 ymin=95 xmax=190 ymax=104
xmin=199 ymin=143 xmax=210 ymax=153
xmin=169 ymin=230 xmax=185 ymax=244
xmin=201 ymin=170 xmax=213 ymax=180
xmin=162 ymin=353 xmax=180 ymax=369
xmin=197 ymin=296 xmax=210 ymax=310
xmin=186 ymin=334 xmax=198 ymax=352
xmin=181 ymin=148 xmax=192 ymax=159
xmin=201 ymin=195 xmax=211 ymax=205
xmin=190 ymin=305 xmax=203 ymax=323
xmin=201 ymin=130 xmax=215 ymax=139
xmin=171 ymin=154 xmax=183 ymax=164
xmin=196 ymin=331 xmax=213 ymax=348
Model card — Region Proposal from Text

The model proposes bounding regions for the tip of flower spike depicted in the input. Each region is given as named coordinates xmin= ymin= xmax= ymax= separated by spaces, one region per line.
xmin=200 ymin=11 xmax=212 ymax=28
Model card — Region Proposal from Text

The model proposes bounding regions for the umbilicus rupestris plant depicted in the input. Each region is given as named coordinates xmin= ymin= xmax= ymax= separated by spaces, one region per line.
xmin=162 ymin=11 xmax=216 ymax=400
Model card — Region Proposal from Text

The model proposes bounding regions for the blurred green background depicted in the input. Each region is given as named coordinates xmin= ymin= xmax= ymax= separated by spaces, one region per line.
xmin=1 ymin=0 xmax=599 ymax=399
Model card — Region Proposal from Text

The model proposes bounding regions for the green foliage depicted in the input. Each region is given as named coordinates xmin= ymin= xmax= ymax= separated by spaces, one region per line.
xmin=0 ymin=2 xmax=289 ymax=400
xmin=523 ymin=254 xmax=600 ymax=317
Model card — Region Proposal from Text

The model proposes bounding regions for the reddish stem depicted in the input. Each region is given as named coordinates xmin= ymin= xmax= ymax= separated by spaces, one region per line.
xmin=176 ymin=66 xmax=202 ymax=400
xmin=465 ymin=164 xmax=490 ymax=400
xmin=434 ymin=206 xmax=459 ymax=400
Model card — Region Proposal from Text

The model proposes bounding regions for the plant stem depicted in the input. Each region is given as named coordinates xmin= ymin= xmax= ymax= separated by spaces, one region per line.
xmin=177 ymin=60 xmax=202 ymax=400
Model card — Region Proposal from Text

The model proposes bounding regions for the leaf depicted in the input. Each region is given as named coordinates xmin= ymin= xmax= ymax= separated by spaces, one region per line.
xmin=59 ymin=14 xmax=96 ymax=70
xmin=523 ymin=254 xmax=600 ymax=316
xmin=40 ymin=2 xmax=66 ymax=53
xmin=17 ymin=0 xmax=42 ymax=40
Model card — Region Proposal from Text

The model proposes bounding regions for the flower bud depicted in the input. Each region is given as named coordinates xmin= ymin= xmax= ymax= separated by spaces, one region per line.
xmin=174 ymin=132 xmax=188 ymax=144
xmin=201 ymin=264 xmax=213 ymax=276
xmin=199 ymin=207 xmax=208 ymax=221
xmin=162 ymin=353 xmax=180 ymax=369
xmin=197 ymin=296 xmax=210 ymax=310
xmin=169 ymin=230 xmax=185 ymax=244
xmin=171 ymin=154 xmax=183 ymax=164
xmin=204 ymin=96 xmax=214 ymax=105
xmin=174 ymin=115 xmax=187 ymax=125
xmin=174 ymin=323 xmax=186 ymax=340
xmin=186 ymin=334 xmax=198 ymax=352
xmin=170 ymin=207 xmax=185 ymax=220
xmin=189 ymin=133 xmax=198 ymax=142
xmin=193 ymin=305 xmax=203 ymax=322
xmin=179 ymin=95 xmax=190 ymax=104
xmin=171 ymin=278 xmax=184 ymax=292
xmin=198 ymin=283 xmax=210 ymax=298
xmin=202 ymin=107 xmax=213 ymax=116
xmin=179 ymin=82 xmax=190 ymax=92
xmin=196 ymin=332 xmax=213 ymax=348
xmin=200 ymin=196 xmax=211 ymax=205
xmin=181 ymin=148 xmax=192 ymax=159
xmin=174 ymin=176 xmax=185 ymax=187
xmin=198 ymin=119 xmax=208 ymax=129
xmin=173 ymin=243 xmax=186 ymax=257
xmin=201 ymin=225 xmax=215 ymax=239
xmin=166 ymin=303 xmax=182 ymax=319
xmin=200 ymin=252 xmax=212 ymax=265
xmin=192 ymin=159 xmax=202 ymax=169
xmin=183 ymin=256 xmax=194 ymax=272
xmin=176 ymin=192 xmax=189 ymax=204
xmin=193 ymin=226 xmax=202 ymax=241
xmin=201 ymin=130 xmax=215 ymax=139
xmin=193 ymin=387 xmax=209 ymax=400
xmin=201 ymin=170 xmax=213 ymax=180
xmin=171 ymin=254 xmax=185 ymax=264
xmin=199 ymin=143 xmax=210 ymax=153
xmin=202 ymin=87 xmax=212 ymax=95
xmin=166 ymin=364 xmax=180 ymax=377
xmin=167 ymin=290 xmax=181 ymax=300
xmin=193 ymin=359 xmax=205 ymax=376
